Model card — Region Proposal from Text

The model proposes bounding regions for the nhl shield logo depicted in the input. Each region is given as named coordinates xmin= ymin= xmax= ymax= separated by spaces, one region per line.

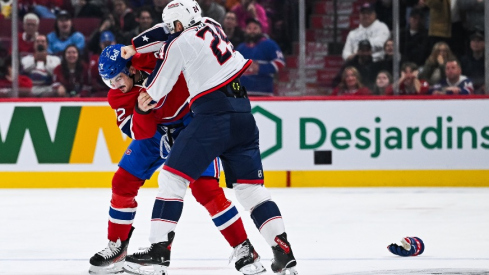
xmin=125 ymin=149 xmax=132 ymax=155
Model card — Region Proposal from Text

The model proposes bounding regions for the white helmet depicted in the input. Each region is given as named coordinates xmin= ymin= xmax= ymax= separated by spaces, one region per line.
xmin=162 ymin=0 xmax=202 ymax=33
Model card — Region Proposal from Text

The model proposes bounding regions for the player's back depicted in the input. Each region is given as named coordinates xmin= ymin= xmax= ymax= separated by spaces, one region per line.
xmin=171 ymin=18 xmax=250 ymax=99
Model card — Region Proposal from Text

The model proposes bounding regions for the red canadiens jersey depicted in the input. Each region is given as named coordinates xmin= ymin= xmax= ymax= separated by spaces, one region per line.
xmin=107 ymin=53 xmax=190 ymax=140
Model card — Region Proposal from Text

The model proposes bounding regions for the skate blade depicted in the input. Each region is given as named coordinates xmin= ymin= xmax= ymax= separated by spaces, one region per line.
xmin=88 ymin=261 xmax=124 ymax=274
xmin=239 ymin=261 xmax=266 ymax=275
xmin=124 ymin=262 xmax=168 ymax=275
xmin=277 ymin=266 xmax=298 ymax=275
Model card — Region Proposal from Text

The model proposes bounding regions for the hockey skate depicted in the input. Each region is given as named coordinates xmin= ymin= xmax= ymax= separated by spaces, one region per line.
xmin=271 ymin=233 xmax=298 ymax=275
xmin=123 ymin=231 xmax=175 ymax=275
xmin=89 ymin=227 xmax=134 ymax=274
xmin=229 ymin=239 xmax=266 ymax=275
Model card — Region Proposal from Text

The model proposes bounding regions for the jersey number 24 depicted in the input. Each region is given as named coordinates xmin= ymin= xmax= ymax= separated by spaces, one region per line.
xmin=196 ymin=22 xmax=232 ymax=65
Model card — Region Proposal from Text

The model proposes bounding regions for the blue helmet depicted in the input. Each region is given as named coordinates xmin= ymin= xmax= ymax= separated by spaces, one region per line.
xmin=98 ymin=44 xmax=132 ymax=87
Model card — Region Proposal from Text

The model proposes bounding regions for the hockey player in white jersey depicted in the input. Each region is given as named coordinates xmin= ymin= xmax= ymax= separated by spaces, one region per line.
xmin=121 ymin=1 xmax=298 ymax=274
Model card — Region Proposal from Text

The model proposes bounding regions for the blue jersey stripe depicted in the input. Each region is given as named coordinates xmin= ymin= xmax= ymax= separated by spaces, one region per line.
xmin=212 ymin=206 xmax=238 ymax=227
xmin=109 ymin=207 xmax=136 ymax=221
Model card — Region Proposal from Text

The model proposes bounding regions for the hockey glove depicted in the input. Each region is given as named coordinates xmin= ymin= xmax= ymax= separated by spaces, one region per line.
xmin=387 ymin=237 xmax=424 ymax=257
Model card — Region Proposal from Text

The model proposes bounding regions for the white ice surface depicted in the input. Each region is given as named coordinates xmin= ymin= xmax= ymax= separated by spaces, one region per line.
xmin=0 ymin=188 xmax=488 ymax=275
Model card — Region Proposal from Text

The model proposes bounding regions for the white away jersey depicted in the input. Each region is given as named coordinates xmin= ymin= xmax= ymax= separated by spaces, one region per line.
xmin=142 ymin=18 xmax=251 ymax=103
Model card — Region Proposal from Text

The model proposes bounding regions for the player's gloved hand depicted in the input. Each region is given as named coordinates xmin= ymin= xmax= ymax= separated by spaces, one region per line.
xmin=387 ymin=237 xmax=424 ymax=257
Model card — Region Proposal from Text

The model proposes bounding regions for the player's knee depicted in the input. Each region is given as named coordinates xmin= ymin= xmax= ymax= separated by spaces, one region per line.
xmin=234 ymin=184 xmax=271 ymax=211
xmin=112 ymin=167 xmax=144 ymax=197
xmin=111 ymin=193 xmax=137 ymax=209
xmin=190 ymin=177 xmax=223 ymax=206
xmin=157 ymin=169 xmax=189 ymax=199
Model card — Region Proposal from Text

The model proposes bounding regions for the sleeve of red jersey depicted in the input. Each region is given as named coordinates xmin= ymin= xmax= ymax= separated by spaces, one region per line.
xmin=131 ymin=105 xmax=158 ymax=140
xmin=132 ymin=53 xmax=158 ymax=74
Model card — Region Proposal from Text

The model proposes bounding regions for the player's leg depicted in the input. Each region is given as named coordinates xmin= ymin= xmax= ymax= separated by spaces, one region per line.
xmin=89 ymin=136 xmax=164 ymax=274
xmin=223 ymin=113 xmax=298 ymax=275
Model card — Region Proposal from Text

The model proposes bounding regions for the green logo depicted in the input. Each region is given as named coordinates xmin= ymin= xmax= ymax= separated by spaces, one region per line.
xmin=252 ymin=106 xmax=282 ymax=159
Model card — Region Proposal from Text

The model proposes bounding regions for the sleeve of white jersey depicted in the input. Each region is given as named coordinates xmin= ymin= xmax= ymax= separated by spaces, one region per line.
xmin=144 ymin=39 xmax=185 ymax=102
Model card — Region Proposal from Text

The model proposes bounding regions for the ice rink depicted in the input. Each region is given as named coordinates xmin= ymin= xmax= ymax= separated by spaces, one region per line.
xmin=1 ymin=187 xmax=489 ymax=275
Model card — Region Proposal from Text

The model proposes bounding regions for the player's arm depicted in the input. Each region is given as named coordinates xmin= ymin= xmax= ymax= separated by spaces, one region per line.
xmin=144 ymin=39 xmax=185 ymax=102
xmin=131 ymin=91 xmax=158 ymax=140
xmin=131 ymin=23 xmax=170 ymax=54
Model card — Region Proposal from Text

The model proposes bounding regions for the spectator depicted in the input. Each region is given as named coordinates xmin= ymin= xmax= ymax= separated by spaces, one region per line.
xmin=232 ymin=0 xmax=270 ymax=34
xmin=199 ymin=0 xmax=226 ymax=24
xmin=430 ymin=58 xmax=473 ymax=95
xmin=21 ymin=34 xmax=61 ymax=97
xmin=424 ymin=0 xmax=451 ymax=51
xmin=150 ymin=0 xmax=169 ymax=23
xmin=47 ymin=10 xmax=85 ymax=55
xmin=225 ymin=0 xmax=240 ymax=10
xmin=112 ymin=0 xmax=138 ymax=32
xmin=331 ymin=66 xmax=371 ymax=96
xmin=373 ymin=70 xmax=393 ymax=95
xmin=374 ymin=38 xmax=404 ymax=76
xmin=419 ymin=41 xmax=455 ymax=85
xmin=223 ymin=11 xmax=245 ymax=48
xmin=30 ymin=0 xmax=64 ymax=19
xmin=87 ymin=13 xmax=124 ymax=55
xmin=400 ymin=8 xmax=428 ymax=66
xmin=389 ymin=62 xmax=429 ymax=95
xmin=236 ymin=18 xmax=284 ymax=96
xmin=342 ymin=2 xmax=390 ymax=62
xmin=461 ymin=31 xmax=485 ymax=94
xmin=0 ymin=56 xmax=33 ymax=98
xmin=17 ymin=13 xmax=40 ymax=56
xmin=123 ymin=7 xmax=154 ymax=44
xmin=52 ymin=44 xmax=90 ymax=97
xmin=334 ymin=40 xmax=378 ymax=90
xmin=88 ymin=31 xmax=116 ymax=97
xmin=73 ymin=0 xmax=107 ymax=18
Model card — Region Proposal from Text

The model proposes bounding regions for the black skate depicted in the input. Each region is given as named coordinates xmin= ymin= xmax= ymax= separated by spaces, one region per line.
xmin=89 ymin=227 xmax=134 ymax=274
xmin=123 ymin=231 xmax=175 ymax=275
xmin=229 ymin=239 xmax=266 ymax=275
xmin=271 ymin=233 xmax=298 ymax=275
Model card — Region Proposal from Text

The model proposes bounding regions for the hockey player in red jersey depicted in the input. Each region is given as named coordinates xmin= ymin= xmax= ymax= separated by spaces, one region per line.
xmin=120 ymin=1 xmax=298 ymax=274
xmin=89 ymin=44 xmax=265 ymax=275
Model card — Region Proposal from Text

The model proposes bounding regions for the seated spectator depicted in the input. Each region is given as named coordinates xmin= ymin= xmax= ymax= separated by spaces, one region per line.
xmin=52 ymin=44 xmax=90 ymax=97
xmin=17 ymin=13 xmax=40 ymax=56
xmin=334 ymin=40 xmax=378 ymax=90
xmin=73 ymin=0 xmax=107 ymax=18
xmin=400 ymin=8 xmax=428 ymax=66
xmin=374 ymin=38 xmax=404 ymax=75
xmin=112 ymin=0 xmax=138 ymax=32
xmin=122 ymin=7 xmax=154 ymax=45
xmin=236 ymin=18 xmax=284 ymax=96
xmin=199 ymin=0 xmax=226 ymax=24
xmin=458 ymin=0 xmax=484 ymax=52
xmin=430 ymin=58 xmax=473 ymax=95
xmin=342 ymin=2 xmax=390 ymax=62
xmin=419 ymin=41 xmax=455 ymax=85
xmin=232 ymin=0 xmax=270 ymax=34
xmin=389 ymin=62 xmax=429 ymax=95
xmin=373 ymin=70 xmax=393 ymax=95
xmin=0 ymin=56 xmax=33 ymax=98
xmin=332 ymin=67 xmax=371 ymax=96
xmin=27 ymin=0 xmax=65 ymax=19
xmin=21 ymin=34 xmax=61 ymax=97
xmin=223 ymin=11 xmax=245 ymax=48
xmin=461 ymin=31 xmax=485 ymax=94
xmin=47 ymin=10 xmax=85 ymax=55
xmin=88 ymin=31 xmax=116 ymax=97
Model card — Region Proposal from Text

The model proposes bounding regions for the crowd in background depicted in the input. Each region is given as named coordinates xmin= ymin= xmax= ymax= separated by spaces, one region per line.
xmin=332 ymin=0 xmax=485 ymax=96
xmin=0 ymin=0 xmax=293 ymax=97
xmin=0 ymin=0 xmax=486 ymax=97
